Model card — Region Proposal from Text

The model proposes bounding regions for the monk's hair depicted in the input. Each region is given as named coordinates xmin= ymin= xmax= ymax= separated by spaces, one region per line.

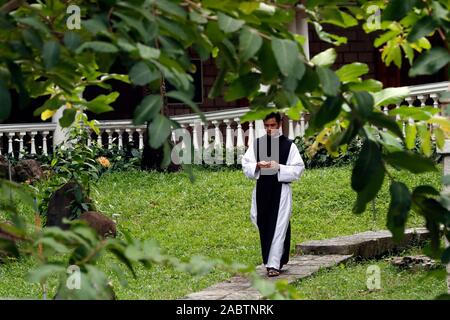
xmin=264 ymin=112 xmax=281 ymax=124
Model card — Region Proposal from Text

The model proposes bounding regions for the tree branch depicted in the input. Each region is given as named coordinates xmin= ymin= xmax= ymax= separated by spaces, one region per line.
xmin=0 ymin=0 xmax=25 ymax=14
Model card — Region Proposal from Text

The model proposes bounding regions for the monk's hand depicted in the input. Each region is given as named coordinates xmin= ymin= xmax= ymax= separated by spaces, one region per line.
xmin=257 ymin=161 xmax=270 ymax=168
xmin=269 ymin=160 xmax=280 ymax=171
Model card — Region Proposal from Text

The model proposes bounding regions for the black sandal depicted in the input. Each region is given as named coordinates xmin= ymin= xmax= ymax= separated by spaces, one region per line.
xmin=267 ymin=268 xmax=280 ymax=277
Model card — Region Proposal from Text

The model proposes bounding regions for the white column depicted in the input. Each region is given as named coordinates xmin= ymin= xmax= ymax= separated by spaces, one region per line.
xmin=30 ymin=131 xmax=37 ymax=155
xmin=97 ymin=130 xmax=103 ymax=147
xmin=224 ymin=119 xmax=234 ymax=165
xmin=235 ymin=117 xmax=245 ymax=164
xmin=136 ymin=128 xmax=144 ymax=150
xmin=8 ymin=133 xmax=14 ymax=156
xmin=300 ymin=113 xmax=306 ymax=137
xmin=248 ymin=121 xmax=255 ymax=148
xmin=18 ymin=132 xmax=25 ymax=159
xmin=288 ymin=119 xmax=295 ymax=140
xmin=296 ymin=5 xmax=310 ymax=59
xmin=212 ymin=120 xmax=223 ymax=163
xmin=0 ymin=133 xmax=2 ymax=155
xmin=202 ymin=121 xmax=209 ymax=150
xmin=42 ymin=131 xmax=49 ymax=156
xmin=294 ymin=121 xmax=301 ymax=137
xmin=105 ymin=129 xmax=113 ymax=150
xmin=116 ymin=129 xmax=123 ymax=150
xmin=191 ymin=122 xmax=201 ymax=164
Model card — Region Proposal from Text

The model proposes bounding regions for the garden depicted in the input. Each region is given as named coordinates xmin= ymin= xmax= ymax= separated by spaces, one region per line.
xmin=0 ymin=0 xmax=449 ymax=303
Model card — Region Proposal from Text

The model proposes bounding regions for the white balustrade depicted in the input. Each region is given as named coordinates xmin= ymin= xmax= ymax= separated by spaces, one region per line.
xmin=0 ymin=81 xmax=447 ymax=159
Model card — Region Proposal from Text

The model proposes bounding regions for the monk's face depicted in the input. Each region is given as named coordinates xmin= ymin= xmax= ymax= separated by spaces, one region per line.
xmin=264 ymin=117 xmax=281 ymax=136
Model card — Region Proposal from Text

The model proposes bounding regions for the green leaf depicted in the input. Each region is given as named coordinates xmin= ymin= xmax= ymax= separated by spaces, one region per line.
xmin=166 ymin=91 xmax=206 ymax=123
xmin=149 ymin=114 xmax=172 ymax=148
xmin=353 ymin=91 xmax=374 ymax=120
xmin=42 ymin=41 xmax=60 ymax=69
xmin=407 ymin=16 xmax=439 ymax=43
xmin=319 ymin=7 xmax=358 ymax=28
xmin=311 ymin=48 xmax=336 ymax=67
xmin=336 ymin=63 xmax=369 ymax=82
xmin=224 ymin=73 xmax=260 ymax=101
xmin=133 ymin=95 xmax=162 ymax=125
xmin=208 ymin=67 xmax=227 ymax=99
xmin=383 ymin=151 xmax=437 ymax=173
xmin=434 ymin=127 xmax=445 ymax=150
xmin=382 ymin=0 xmax=418 ymax=21
xmin=239 ymin=27 xmax=262 ymax=62
xmin=259 ymin=41 xmax=279 ymax=81
xmin=75 ymin=41 xmax=118 ymax=54
xmin=63 ymin=31 xmax=82 ymax=51
xmin=35 ymin=237 xmax=69 ymax=254
xmin=367 ymin=112 xmax=403 ymax=138
xmin=129 ymin=62 xmax=160 ymax=86
xmin=387 ymin=182 xmax=411 ymax=242
xmin=373 ymin=87 xmax=409 ymax=107
xmin=218 ymin=13 xmax=245 ymax=33
xmin=240 ymin=106 xmax=275 ymax=123
xmin=409 ymin=47 xmax=450 ymax=77
xmin=352 ymin=139 xmax=382 ymax=192
xmin=405 ymin=123 xmax=417 ymax=150
xmin=313 ymin=96 xmax=342 ymax=128
xmin=271 ymin=38 xmax=300 ymax=77
xmin=353 ymin=160 xmax=385 ymax=214
xmin=417 ymin=123 xmax=432 ymax=157
xmin=0 ymin=79 xmax=11 ymax=121
xmin=156 ymin=0 xmax=188 ymax=19
xmin=348 ymin=79 xmax=383 ymax=92
xmin=85 ymin=92 xmax=119 ymax=114
xmin=137 ymin=43 xmax=160 ymax=60
xmin=27 ymin=264 xmax=66 ymax=283
xmin=316 ymin=67 xmax=340 ymax=96
xmin=59 ymin=108 xmax=77 ymax=128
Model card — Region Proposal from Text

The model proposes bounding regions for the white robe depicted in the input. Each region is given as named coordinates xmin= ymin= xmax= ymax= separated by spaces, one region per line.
xmin=242 ymin=138 xmax=305 ymax=269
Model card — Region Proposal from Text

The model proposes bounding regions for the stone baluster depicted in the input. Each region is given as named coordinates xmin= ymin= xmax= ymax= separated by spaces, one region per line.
xmin=288 ymin=119 xmax=295 ymax=140
xmin=87 ymin=130 xmax=92 ymax=147
xmin=224 ymin=119 xmax=234 ymax=165
xmin=8 ymin=133 xmax=14 ymax=156
xmin=125 ymin=128 xmax=133 ymax=144
xmin=30 ymin=131 xmax=37 ymax=155
xmin=191 ymin=122 xmax=201 ymax=164
xmin=248 ymin=121 xmax=254 ymax=148
xmin=18 ymin=132 xmax=25 ymax=158
xmin=235 ymin=117 xmax=245 ymax=164
xmin=116 ymin=129 xmax=123 ymax=150
xmin=0 ymin=133 xmax=2 ymax=155
xmin=294 ymin=121 xmax=301 ymax=138
xmin=42 ymin=131 xmax=49 ymax=156
xmin=136 ymin=128 xmax=144 ymax=150
xmin=430 ymin=93 xmax=440 ymax=137
xmin=300 ymin=113 xmax=306 ymax=137
xmin=97 ymin=130 xmax=103 ymax=148
xmin=105 ymin=129 xmax=113 ymax=150
xmin=202 ymin=121 xmax=209 ymax=150
xmin=180 ymin=124 xmax=187 ymax=151
xmin=212 ymin=120 xmax=223 ymax=163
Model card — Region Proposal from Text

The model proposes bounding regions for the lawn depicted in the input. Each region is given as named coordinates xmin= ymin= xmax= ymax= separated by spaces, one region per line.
xmin=0 ymin=164 xmax=443 ymax=299
xmin=294 ymin=248 xmax=448 ymax=300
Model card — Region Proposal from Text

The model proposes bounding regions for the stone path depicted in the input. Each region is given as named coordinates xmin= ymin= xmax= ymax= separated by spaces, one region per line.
xmin=181 ymin=227 xmax=429 ymax=300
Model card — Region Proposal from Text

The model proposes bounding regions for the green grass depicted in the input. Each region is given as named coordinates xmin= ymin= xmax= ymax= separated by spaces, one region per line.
xmin=294 ymin=248 xmax=448 ymax=300
xmin=0 ymin=165 xmax=443 ymax=299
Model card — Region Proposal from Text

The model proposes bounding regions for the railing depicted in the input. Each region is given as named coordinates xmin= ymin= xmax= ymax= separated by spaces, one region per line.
xmin=0 ymin=81 xmax=448 ymax=158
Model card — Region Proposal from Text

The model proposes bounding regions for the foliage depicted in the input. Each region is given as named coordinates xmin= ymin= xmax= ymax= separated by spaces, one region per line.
xmin=0 ymin=0 xmax=449 ymax=298
xmin=0 ymin=166 xmax=440 ymax=299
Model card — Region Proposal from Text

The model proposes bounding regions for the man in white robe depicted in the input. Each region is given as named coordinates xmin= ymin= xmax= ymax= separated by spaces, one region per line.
xmin=242 ymin=112 xmax=305 ymax=277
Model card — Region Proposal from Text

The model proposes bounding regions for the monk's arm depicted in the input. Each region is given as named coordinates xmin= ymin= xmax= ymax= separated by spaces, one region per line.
xmin=242 ymin=143 xmax=261 ymax=180
xmin=277 ymin=144 xmax=305 ymax=183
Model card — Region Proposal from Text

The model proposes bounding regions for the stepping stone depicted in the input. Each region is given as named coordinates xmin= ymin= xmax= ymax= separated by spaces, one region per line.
xmin=296 ymin=227 xmax=429 ymax=258
xmin=181 ymin=254 xmax=352 ymax=300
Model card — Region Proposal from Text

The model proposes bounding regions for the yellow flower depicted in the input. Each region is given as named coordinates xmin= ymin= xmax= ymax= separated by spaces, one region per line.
xmin=97 ymin=156 xmax=111 ymax=168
